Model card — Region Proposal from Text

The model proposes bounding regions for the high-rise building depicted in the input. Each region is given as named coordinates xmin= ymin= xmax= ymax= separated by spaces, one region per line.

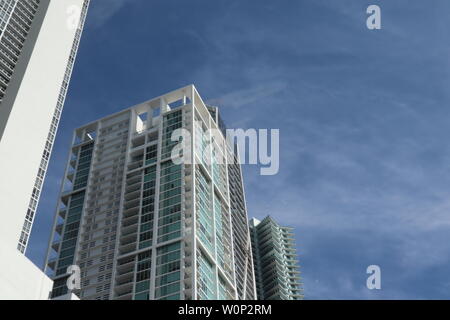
xmin=0 ymin=0 xmax=90 ymax=254
xmin=0 ymin=0 xmax=90 ymax=299
xmin=45 ymin=85 xmax=257 ymax=300
xmin=249 ymin=216 xmax=303 ymax=300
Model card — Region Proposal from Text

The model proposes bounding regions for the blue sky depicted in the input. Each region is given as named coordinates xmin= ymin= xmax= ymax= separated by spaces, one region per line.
xmin=27 ymin=0 xmax=450 ymax=299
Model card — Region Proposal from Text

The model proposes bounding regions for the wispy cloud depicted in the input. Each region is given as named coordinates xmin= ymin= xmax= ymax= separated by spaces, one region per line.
xmin=206 ymin=81 xmax=287 ymax=109
xmin=87 ymin=0 xmax=131 ymax=28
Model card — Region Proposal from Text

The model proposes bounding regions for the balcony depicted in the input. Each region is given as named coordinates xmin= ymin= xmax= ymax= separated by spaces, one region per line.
xmin=66 ymin=171 xmax=75 ymax=182
xmin=131 ymin=135 xmax=145 ymax=149
xmin=51 ymin=240 xmax=60 ymax=252
xmin=127 ymin=158 xmax=143 ymax=171
xmin=115 ymin=280 xmax=133 ymax=294
xmin=124 ymin=189 xmax=140 ymax=202
xmin=125 ymin=181 xmax=141 ymax=195
xmin=118 ymin=242 xmax=137 ymax=256
xmin=121 ymin=215 xmax=139 ymax=229
xmin=123 ymin=198 xmax=140 ymax=211
xmin=126 ymin=174 xmax=142 ymax=186
xmin=47 ymin=257 xmax=57 ymax=270
xmin=123 ymin=205 xmax=139 ymax=217
xmin=115 ymin=289 xmax=133 ymax=300
xmin=55 ymin=223 xmax=64 ymax=235
xmin=121 ymin=223 xmax=138 ymax=237
xmin=120 ymin=233 xmax=137 ymax=247
xmin=58 ymin=208 xmax=67 ymax=219
xmin=116 ymin=262 xmax=135 ymax=279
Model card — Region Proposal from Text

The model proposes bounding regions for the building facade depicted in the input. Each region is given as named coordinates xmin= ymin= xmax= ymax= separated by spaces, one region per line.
xmin=0 ymin=0 xmax=90 ymax=254
xmin=0 ymin=0 xmax=90 ymax=300
xmin=45 ymin=85 xmax=257 ymax=300
xmin=207 ymin=106 xmax=256 ymax=300
xmin=250 ymin=216 xmax=303 ymax=300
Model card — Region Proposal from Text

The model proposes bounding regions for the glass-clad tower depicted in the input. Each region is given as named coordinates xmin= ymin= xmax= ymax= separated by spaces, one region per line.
xmin=207 ymin=106 xmax=256 ymax=300
xmin=45 ymin=85 xmax=257 ymax=300
xmin=249 ymin=216 xmax=303 ymax=300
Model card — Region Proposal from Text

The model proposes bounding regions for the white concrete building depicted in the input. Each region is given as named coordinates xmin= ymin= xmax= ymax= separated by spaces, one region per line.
xmin=45 ymin=85 xmax=257 ymax=300
xmin=0 ymin=0 xmax=90 ymax=299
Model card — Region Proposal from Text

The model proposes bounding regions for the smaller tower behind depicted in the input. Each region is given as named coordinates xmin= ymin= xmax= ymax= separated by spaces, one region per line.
xmin=249 ymin=216 xmax=303 ymax=300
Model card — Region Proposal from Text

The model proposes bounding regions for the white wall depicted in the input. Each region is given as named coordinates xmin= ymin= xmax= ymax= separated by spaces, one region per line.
xmin=0 ymin=242 xmax=53 ymax=300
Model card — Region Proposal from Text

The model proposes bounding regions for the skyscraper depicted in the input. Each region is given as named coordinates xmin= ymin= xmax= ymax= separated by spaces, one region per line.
xmin=0 ymin=0 xmax=90 ymax=299
xmin=249 ymin=216 xmax=303 ymax=300
xmin=0 ymin=0 xmax=90 ymax=254
xmin=45 ymin=85 xmax=257 ymax=300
